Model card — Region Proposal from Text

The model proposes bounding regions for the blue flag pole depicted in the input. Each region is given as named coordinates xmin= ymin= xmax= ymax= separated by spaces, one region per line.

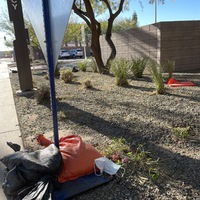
xmin=42 ymin=0 xmax=59 ymax=148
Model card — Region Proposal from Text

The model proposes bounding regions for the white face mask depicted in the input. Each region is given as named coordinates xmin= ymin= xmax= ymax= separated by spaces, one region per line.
xmin=94 ymin=157 xmax=121 ymax=176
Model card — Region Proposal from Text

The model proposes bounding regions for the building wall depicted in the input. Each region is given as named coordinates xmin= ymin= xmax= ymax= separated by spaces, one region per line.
xmin=160 ymin=21 xmax=200 ymax=72
xmin=100 ymin=24 xmax=160 ymax=63
xmin=100 ymin=21 xmax=200 ymax=72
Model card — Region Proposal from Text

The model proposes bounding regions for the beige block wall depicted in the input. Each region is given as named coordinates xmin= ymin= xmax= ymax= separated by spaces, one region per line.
xmin=100 ymin=23 xmax=160 ymax=62
xmin=160 ymin=21 xmax=200 ymax=72
xmin=100 ymin=20 xmax=200 ymax=72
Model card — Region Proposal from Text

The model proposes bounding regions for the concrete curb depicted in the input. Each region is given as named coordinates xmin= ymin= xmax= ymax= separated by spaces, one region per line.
xmin=0 ymin=59 xmax=24 ymax=199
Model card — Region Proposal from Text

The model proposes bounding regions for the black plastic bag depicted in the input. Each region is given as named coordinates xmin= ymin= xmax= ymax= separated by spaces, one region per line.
xmin=18 ymin=176 xmax=54 ymax=200
xmin=0 ymin=144 xmax=62 ymax=199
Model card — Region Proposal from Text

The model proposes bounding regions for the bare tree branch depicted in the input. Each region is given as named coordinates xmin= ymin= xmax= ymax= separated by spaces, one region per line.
xmin=72 ymin=3 xmax=91 ymax=28
xmin=101 ymin=0 xmax=113 ymax=15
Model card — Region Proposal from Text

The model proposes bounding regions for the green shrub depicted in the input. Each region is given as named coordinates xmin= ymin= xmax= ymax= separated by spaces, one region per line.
xmin=102 ymin=139 xmax=160 ymax=181
xmin=129 ymin=57 xmax=148 ymax=78
xmin=90 ymin=57 xmax=98 ymax=73
xmin=60 ymin=70 xmax=73 ymax=83
xmin=76 ymin=59 xmax=89 ymax=72
xmin=54 ymin=65 xmax=60 ymax=77
xmin=35 ymin=84 xmax=50 ymax=104
xmin=110 ymin=58 xmax=129 ymax=86
xmin=101 ymin=137 xmax=131 ymax=164
xmin=147 ymin=60 xmax=166 ymax=94
xmin=172 ymin=126 xmax=190 ymax=139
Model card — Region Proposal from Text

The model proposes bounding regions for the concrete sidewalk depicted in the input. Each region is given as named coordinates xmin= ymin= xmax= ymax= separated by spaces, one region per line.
xmin=0 ymin=59 xmax=24 ymax=199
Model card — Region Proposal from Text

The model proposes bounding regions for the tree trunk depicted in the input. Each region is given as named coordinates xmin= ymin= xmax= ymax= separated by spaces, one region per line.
xmin=102 ymin=0 xmax=125 ymax=69
xmin=91 ymin=31 xmax=109 ymax=74
xmin=73 ymin=1 xmax=108 ymax=74
xmin=105 ymin=17 xmax=116 ymax=68
xmin=72 ymin=0 xmax=125 ymax=74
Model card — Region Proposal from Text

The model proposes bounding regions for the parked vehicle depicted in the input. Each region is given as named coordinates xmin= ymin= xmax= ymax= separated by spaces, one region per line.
xmin=59 ymin=50 xmax=70 ymax=59
xmin=69 ymin=49 xmax=83 ymax=58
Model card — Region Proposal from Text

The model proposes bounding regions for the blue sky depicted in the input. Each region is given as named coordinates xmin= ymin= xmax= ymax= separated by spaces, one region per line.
xmin=0 ymin=0 xmax=200 ymax=50
xmin=119 ymin=0 xmax=200 ymax=26
xmin=1 ymin=0 xmax=199 ymax=27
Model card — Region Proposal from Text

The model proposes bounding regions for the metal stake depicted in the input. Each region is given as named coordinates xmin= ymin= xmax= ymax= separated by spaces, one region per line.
xmin=42 ymin=0 xmax=59 ymax=148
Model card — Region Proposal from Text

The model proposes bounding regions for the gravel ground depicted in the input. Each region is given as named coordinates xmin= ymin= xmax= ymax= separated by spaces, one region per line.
xmin=9 ymin=64 xmax=200 ymax=200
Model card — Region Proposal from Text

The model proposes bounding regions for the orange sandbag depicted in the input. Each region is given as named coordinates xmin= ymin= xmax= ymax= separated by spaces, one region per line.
xmin=58 ymin=135 xmax=102 ymax=183
xmin=168 ymin=78 xmax=196 ymax=87
xmin=37 ymin=134 xmax=53 ymax=147
xmin=37 ymin=134 xmax=102 ymax=183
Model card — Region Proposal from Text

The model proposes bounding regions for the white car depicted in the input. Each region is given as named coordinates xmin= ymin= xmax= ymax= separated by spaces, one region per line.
xmin=69 ymin=49 xmax=83 ymax=58
xmin=59 ymin=50 xmax=70 ymax=59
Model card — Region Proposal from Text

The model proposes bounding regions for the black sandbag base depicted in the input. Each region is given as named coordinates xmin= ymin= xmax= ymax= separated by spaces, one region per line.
xmin=1 ymin=143 xmax=111 ymax=200
xmin=54 ymin=173 xmax=111 ymax=200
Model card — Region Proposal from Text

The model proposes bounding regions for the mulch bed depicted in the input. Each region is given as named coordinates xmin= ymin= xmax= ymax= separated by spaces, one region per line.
xmin=9 ymin=65 xmax=200 ymax=200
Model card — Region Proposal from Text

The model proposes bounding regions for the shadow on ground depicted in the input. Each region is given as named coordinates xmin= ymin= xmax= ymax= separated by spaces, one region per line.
xmin=56 ymin=101 xmax=200 ymax=194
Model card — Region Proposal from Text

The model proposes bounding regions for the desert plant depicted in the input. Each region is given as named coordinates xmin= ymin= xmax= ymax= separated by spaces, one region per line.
xmin=32 ymin=78 xmax=37 ymax=88
xmin=101 ymin=137 xmax=131 ymax=164
xmin=127 ymin=144 xmax=160 ymax=181
xmin=147 ymin=60 xmax=166 ymax=94
xmin=149 ymin=166 xmax=160 ymax=181
xmin=54 ymin=65 xmax=60 ymax=77
xmin=60 ymin=70 xmax=73 ymax=83
xmin=129 ymin=57 xmax=148 ymax=78
xmin=43 ymin=74 xmax=49 ymax=80
xmin=76 ymin=59 xmax=89 ymax=72
xmin=162 ymin=59 xmax=175 ymax=80
xmin=172 ymin=126 xmax=190 ymax=139
xmin=126 ymin=144 xmax=152 ymax=166
xmin=89 ymin=57 xmax=98 ymax=73
xmin=35 ymin=84 xmax=50 ymax=104
xmin=110 ymin=58 xmax=129 ymax=86
xmin=101 ymin=139 xmax=160 ymax=181
xmin=58 ymin=110 xmax=67 ymax=120
xmin=83 ymin=79 xmax=93 ymax=89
